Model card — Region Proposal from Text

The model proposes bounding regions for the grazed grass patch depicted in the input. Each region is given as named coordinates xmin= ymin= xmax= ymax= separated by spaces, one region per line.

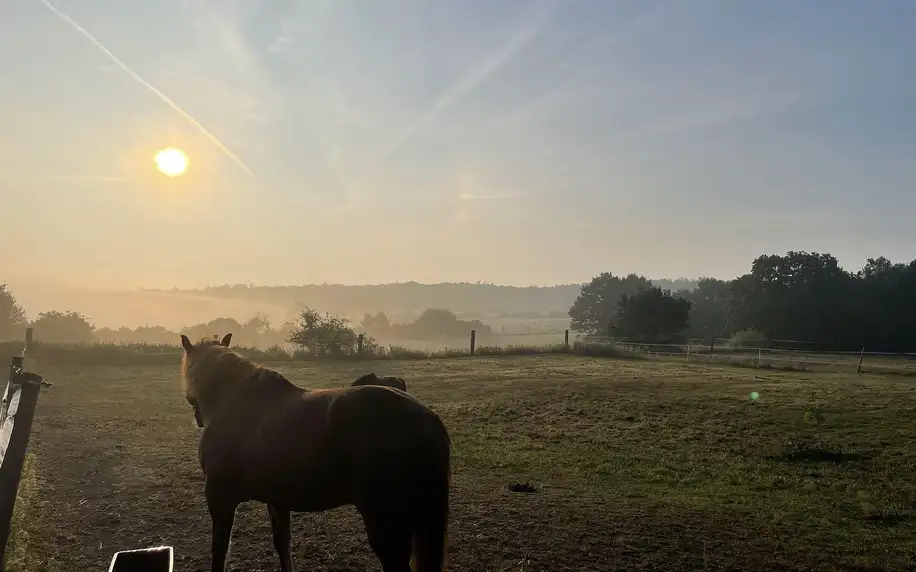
xmin=17 ymin=355 xmax=916 ymax=571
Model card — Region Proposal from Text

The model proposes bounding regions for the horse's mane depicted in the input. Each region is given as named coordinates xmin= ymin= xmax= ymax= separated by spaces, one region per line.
xmin=181 ymin=341 xmax=263 ymax=400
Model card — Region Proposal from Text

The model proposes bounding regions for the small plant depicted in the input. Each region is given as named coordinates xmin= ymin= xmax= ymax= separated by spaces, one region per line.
xmin=518 ymin=551 xmax=531 ymax=572
xmin=803 ymin=404 xmax=826 ymax=448
xmin=387 ymin=345 xmax=431 ymax=360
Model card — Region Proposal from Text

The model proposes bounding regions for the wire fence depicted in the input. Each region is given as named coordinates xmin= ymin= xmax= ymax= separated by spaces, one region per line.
xmin=2 ymin=331 xmax=915 ymax=374
xmin=575 ymin=336 xmax=916 ymax=374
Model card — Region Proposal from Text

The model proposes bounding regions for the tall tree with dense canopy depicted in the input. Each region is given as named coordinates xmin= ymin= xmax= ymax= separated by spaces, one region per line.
xmin=727 ymin=251 xmax=857 ymax=349
xmin=853 ymin=257 xmax=916 ymax=351
xmin=30 ymin=310 xmax=95 ymax=343
xmin=568 ymin=272 xmax=654 ymax=334
xmin=614 ymin=286 xmax=692 ymax=342
xmin=679 ymin=278 xmax=731 ymax=339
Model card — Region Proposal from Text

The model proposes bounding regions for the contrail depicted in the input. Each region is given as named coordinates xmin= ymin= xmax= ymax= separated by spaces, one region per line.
xmin=378 ymin=0 xmax=561 ymax=161
xmin=38 ymin=0 xmax=254 ymax=177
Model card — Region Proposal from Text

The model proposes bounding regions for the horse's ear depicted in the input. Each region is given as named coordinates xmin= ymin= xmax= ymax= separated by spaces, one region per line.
xmin=220 ymin=333 xmax=232 ymax=347
xmin=181 ymin=335 xmax=194 ymax=353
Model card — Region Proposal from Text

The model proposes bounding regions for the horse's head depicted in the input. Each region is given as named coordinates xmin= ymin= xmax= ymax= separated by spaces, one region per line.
xmin=180 ymin=333 xmax=232 ymax=427
xmin=351 ymin=373 xmax=408 ymax=392
xmin=351 ymin=373 xmax=380 ymax=387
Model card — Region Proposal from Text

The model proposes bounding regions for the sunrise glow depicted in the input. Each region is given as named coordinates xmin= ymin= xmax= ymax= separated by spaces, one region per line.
xmin=154 ymin=147 xmax=189 ymax=177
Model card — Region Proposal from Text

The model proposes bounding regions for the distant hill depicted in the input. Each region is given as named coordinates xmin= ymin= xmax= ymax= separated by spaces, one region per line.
xmin=145 ymin=278 xmax=699 ymax=322
xmin=9 ymin=278 xmax=699 ymax=330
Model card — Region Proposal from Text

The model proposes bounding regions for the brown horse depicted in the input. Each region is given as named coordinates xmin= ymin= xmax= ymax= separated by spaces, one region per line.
xmin=352 ymin=372 xmax=408 ymax=393
xmin=179 ymin=333 xmax=450 ymax=572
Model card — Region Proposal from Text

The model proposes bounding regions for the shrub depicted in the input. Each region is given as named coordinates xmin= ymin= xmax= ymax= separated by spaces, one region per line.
xmin=729 ymin=329 xmax=767 ymax=348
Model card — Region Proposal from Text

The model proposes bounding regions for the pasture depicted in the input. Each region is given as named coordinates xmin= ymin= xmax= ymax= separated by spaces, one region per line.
xmin=19 ymin=355 xmax=916 ymax=571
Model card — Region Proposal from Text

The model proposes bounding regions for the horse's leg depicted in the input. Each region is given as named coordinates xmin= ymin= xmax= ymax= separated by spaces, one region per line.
xmin=267 ymin=504 xmax=294 ymax=572
xmin=359 ymin=505 xmax=413 ymax=572
xmin=206 ymin=483 xmax=238 ymax=572
xmin=208 ymin=503 xmax=237 ymax=572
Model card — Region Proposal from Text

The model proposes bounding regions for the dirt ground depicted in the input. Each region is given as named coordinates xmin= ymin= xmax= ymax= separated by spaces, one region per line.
xmin=23 ymin=355 xmax=916 ymax=571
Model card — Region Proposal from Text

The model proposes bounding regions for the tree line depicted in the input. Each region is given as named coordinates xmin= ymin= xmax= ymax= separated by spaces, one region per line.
xmin=568 ymin=251 xmax=916 ymax=351
xmin=0 ymin=283 xmax=493 ymax=354
xmin=6 ymin=250 xmax=915 ymax=353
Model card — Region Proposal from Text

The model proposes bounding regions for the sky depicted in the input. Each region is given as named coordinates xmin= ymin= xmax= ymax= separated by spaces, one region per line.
xmin=1 ymin=0 xmax=915 ymax=290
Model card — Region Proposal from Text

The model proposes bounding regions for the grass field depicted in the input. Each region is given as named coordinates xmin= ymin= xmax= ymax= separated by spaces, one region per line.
xmin=18 ymin=354 xmax=916 ymax=571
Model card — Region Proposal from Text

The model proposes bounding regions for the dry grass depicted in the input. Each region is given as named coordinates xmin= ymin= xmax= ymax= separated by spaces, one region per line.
xmin=21 ymin=355 xmax=916 ymax=571
xmin=5 ymin=454 xmax=59 ymax=572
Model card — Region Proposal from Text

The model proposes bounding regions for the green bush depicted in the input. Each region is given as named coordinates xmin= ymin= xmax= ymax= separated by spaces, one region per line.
xmin=729 ymin=329 xmax=768 ymax=348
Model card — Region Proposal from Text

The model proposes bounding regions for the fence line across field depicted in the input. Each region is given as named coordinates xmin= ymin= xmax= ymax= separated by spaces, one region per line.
xmin=7 ymin=330 xmax=914 ymax=375
xmin=583 ymin=339 xmax=916 ymax=372
xmin=579 ymin=335 xmax=916 ymax=355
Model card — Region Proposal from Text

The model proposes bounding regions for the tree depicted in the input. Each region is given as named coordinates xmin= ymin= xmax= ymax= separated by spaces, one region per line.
xmin=853 ymin=257 xmax=916 ymax=351
xmin=287 ymin=307 xmax=362 ymax=356
xmin=680 ymin=278 xmax=731 ymax=339
xmin=727 ymin=251 xmax=855 ymax=349
xmin=0 ymin=284 xmax=28 ymax=341
xmin=613 ymin=286 xmax=691 ymax=343
xmin=360 ymin=311 xmax=391 ymax=333
xmin=243 ymin=313 xmax=271 ymax=336
xmin=30 ymin=310 xmax=95 ymax=343
xmin=409 ymin=308 xmax=488 ymax=337
xmin=568 ymin=272 xmax=654 ymax=335
xmin=131 ymin=325 xmax=173 ymax=344
xmin=183 ymin=318 xmax=245 ymax=345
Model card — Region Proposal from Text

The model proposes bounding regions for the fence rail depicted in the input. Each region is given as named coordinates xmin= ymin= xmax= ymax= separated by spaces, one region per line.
xmin=2 ymin=330 xmax=914 ymax=375
xmin=575 ymin=337 xmax=916 ymax=373
xmin=0 ymin=328 xmax=52 ymax=571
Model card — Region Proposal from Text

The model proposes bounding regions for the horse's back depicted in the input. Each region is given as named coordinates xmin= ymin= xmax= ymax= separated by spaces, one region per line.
xmin=327 ymin=384 xmax=445 ymax=438
xmin=200 ymin=383 xmax=447 ymax=509
xmin=324 ymin=385 xmax=450 ymax=503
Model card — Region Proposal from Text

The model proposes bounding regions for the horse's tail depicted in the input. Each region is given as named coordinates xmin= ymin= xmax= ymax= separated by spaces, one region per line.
xmin=410 ymin=445 xmax=450 ymax=572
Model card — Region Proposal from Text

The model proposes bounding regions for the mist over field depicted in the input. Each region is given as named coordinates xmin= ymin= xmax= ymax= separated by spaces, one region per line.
xmin=4 ymin=275 xmax=698 ymax=332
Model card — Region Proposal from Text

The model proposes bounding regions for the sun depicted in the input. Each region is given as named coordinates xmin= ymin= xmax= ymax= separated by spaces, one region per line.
xmin=154 ymin=147 xmax=189 ymax=177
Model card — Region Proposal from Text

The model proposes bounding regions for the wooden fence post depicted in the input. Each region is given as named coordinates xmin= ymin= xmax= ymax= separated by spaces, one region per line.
xmin=357 ymin=334 xmax=364 ymax=356
xmin=0 ymin=329 xmax=49 ymax=571
xmin=564 ymin=329 xmax=569 ymax=350
xmin=856 ymin=346 xmax=865 ymax=373
xmin=470 ymin=330 xmax=476 ymax=356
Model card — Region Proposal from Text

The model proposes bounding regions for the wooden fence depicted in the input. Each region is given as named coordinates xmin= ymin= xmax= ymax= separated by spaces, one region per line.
xmin=0 ymin=328 xmax=51 ymax=571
